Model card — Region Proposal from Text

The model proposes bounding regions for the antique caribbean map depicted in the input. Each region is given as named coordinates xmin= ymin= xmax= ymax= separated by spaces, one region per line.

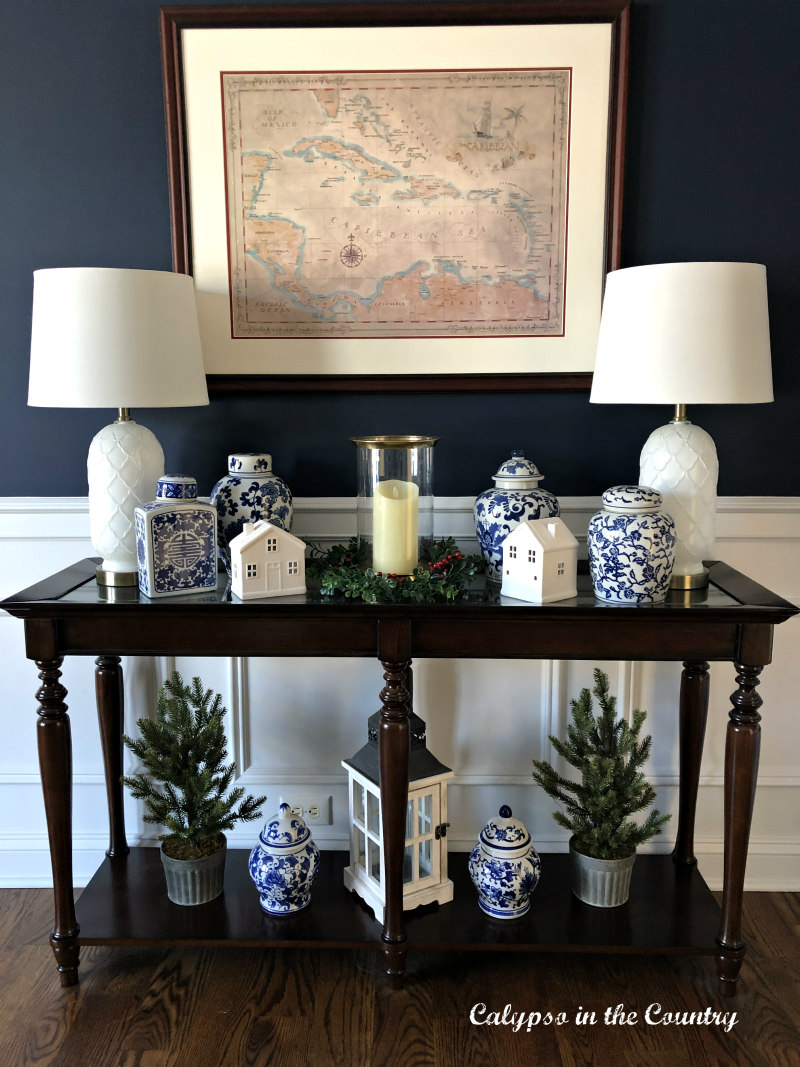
xmin=222 ymin=69 xmax=570 ymax=339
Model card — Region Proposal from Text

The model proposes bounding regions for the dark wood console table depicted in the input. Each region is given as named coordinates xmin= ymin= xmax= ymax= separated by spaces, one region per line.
xmin=3 ymin=559 xmax=797 ymax=996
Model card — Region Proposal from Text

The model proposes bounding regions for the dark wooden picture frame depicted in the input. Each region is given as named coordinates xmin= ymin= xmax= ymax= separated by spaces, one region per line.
xmin=161 ymin=1 xmax=630 ymax=394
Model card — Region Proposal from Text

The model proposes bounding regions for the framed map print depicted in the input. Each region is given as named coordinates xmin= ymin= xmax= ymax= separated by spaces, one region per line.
xmin=161 ymin=1 xmax=631 ymax=392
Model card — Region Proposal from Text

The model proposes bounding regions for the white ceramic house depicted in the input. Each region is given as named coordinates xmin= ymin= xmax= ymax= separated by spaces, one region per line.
xmin=500 ymin=517 xmax=578 ymax=604
xmin=229 ymin=520 xmax=306 ymax=599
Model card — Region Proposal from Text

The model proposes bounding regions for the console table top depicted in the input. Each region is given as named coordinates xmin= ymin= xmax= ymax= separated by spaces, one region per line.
xmin=4 ymin=557 xmax=796 ymax=621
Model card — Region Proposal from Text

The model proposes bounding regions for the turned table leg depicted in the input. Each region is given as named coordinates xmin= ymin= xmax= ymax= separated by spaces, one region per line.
xmin=35 ymin=658 xmax=80 ymax=987
xmin=672 ymin=660 xmax=710 ymax=867
xmin=378 ymin=657 xmax=411 ymax=988
xmin=716 ymin=662 xmax=763 ymax=996
xmin=95 ymin=655 xmax=129 ymax=858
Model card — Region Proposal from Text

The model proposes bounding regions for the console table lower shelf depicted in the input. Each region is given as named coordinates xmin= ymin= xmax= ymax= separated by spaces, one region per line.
xmin=75 ymin=849 xmax=720 ymax=964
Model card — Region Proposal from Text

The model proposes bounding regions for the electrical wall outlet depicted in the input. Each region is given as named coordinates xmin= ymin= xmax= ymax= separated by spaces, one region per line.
xmin=287 ymin=796 xmax=332 ymax=824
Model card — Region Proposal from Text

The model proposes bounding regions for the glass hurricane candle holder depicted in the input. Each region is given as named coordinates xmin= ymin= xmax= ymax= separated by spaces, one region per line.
xmin=351 ymin=436 xmax=439 ymax=575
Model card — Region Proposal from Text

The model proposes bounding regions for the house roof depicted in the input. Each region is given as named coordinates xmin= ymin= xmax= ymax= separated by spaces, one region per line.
xmin=504 ymin=517 xmax=578 ymax=551
xmin=231 ymin=519 xmax=305 ymax=553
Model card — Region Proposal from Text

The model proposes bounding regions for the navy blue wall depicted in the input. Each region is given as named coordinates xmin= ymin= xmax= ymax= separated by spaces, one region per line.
xmin=1 ymin=0 xmax=797 ymax=499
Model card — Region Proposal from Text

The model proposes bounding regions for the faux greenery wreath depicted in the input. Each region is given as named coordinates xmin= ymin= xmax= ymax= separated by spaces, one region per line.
xmin=306 ymin=536 xmax=483 ymax=604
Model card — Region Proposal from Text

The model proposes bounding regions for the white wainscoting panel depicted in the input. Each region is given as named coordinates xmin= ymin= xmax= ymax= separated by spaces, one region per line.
xmin=1 ymin=496 xmax=798 ymax=890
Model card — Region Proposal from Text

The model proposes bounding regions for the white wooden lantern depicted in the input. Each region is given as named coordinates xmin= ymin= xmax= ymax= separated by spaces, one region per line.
xmin=500 ymin=517 xmax=578 ymax=604
xmin=341 ymin=711 xmax=454 ymax=923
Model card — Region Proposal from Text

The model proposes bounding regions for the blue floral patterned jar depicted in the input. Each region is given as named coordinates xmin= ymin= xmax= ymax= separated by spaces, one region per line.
xmin=249 ymin=802 xmax=320 ymax=915
xmin=474 ymin=451 xmax=559 ymax=583
xmin=588 ymin=485 xmax=677 ymax=605
xmin=210 ymin=453 xmax=293 ymax=574
xmin=468 ymin=806 xmax=541 ymax=919
xmin=135 ymin=475 xmax=218 ymax=599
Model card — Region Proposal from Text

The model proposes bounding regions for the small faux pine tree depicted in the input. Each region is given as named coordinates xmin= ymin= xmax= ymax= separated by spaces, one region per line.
xmin=122 ymin=672 xmax=266 ymax=861
xmin=532 ymin=668 xmax=670 ymax=860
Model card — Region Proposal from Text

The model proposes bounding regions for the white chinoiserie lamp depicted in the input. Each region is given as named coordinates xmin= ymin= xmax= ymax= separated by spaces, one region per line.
xmin=29 ymin=267 xmax=209 ymax=587
xmin=590 ymin=262 xmax=773 ymax=589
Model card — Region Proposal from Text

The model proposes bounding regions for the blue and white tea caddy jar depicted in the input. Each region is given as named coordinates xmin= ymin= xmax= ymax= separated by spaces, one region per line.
xmin=249 ymin=802 xmax=320 ymax=915
xmin=588 ymin=485 xmax=677 ymax=605
xmin=210 ymin=453 xmax=293 ymax=574
xmin=474 ymin=451 xmax=559 ymax=582
xmin=135 ymin=475 xmax=218 ymax=598
xmin=468 ymin=806 xmax=541 ymax=919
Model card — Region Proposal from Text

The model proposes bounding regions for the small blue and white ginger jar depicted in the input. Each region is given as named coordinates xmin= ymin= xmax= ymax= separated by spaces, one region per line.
xmin=135 ymin=475 xmax=218 ymax=598
xmin=210 ymin=453 xmax=293 ymax=574
xmin=249 ymin=802 xmax=320 ymax=915
xmin=468 ymin=806 xmax=541 ymax=919
xmin=588 ymin=485 xmax=677 ymax=605
xmin=474 ymin=451 xmax=559 ymax=582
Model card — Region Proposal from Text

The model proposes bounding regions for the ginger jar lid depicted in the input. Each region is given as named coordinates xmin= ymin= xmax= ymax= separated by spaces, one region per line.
xmin=492 ymin=451 xmax=544 ymax=490
xmin=228 ymin=453 xmax=273 ymax=474
xmin=602 ymin=484 xmax=664 ymax=514
xmin=260 ymin=802 xmax=311 ymax=853
xmin=478 ymin=805 xmax=532 ymax=858
xmin=156 ymin=475 xmax=198 ymax=501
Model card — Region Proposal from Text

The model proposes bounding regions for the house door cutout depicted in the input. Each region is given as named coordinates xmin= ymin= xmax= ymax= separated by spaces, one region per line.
xmin=267 ymin=561 xmax=281 ymax=591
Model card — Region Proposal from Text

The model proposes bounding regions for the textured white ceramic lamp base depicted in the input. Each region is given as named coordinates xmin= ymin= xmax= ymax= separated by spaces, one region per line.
xmin=87 ymin=417 xmax=165 ymax=584
xmin=639 ymin=419 xmax=718 ymax=588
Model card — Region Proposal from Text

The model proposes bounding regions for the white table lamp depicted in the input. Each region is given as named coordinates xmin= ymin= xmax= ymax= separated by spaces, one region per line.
xmin=29 ymin=267 xmax=209 ymax=586
xmin=590 ymin=262 xmax=773 ymax=588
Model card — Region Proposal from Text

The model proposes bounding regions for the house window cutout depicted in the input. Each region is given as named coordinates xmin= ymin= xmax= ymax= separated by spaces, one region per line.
xmin=558 ymin=561 xmax=565 ymax=575
xmin=508 ymin=545 xmax=517 ymax=559
xmin=528 ymin=549 xmax=536 ymax=564
xmin=266 ymin=537 xmax=278 ymax=552
xmin=246 ymin=563 xmax=259 ymax=578
xmin=288 ymin=560 xmax=299 ymax=576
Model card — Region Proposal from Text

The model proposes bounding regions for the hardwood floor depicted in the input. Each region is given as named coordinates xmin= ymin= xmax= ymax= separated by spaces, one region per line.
xmin=0 ymin=888 xmax=798 ymax=1067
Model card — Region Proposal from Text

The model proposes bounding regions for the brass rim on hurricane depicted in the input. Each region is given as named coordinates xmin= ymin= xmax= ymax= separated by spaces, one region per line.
xmin=350 ymin=435 xmax=439 ymax=449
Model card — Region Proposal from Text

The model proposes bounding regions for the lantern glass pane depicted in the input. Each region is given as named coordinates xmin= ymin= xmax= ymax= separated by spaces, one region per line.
xmin=368 ymin=839 xmax=382 ymax=883
xmin=367 ymin=791 xmax=381 ymax=837
xmin=354 ymin=827 xmax=366 ymax=872
xmin=403 ymin=844 xmax=414 ymax=884
xmin=405 ymin=797 xmax=415 ymax=839
xmin=352 ymin=782 xmax=364 ymax=826
xmin=419 ymin=837 xmax=433 ymax=879
xmin=418 ymin=793 xmax=433 ymax=836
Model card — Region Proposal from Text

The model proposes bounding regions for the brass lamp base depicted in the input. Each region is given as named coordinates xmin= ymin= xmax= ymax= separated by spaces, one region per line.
xmin=96 ymin=566 xmax=140 ymax=602
xmin=96 ymin=566 xmax=138 ymax=587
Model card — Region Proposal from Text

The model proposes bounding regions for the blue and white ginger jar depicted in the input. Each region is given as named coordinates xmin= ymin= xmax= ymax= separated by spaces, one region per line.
xmin=210 ymin=453 xmax=293 ymax=574
xmin=468 ymin=806 xmax=541 ymax=919
xmin=474 ymin=451 xmax=559 ymax=582
xmin=135 ymin=475 xmax=218 ymax=599
xmin=588 ymin=485 xmax=677 ymax=605
xmin=249 ymin=802 xmax=319 ymax=915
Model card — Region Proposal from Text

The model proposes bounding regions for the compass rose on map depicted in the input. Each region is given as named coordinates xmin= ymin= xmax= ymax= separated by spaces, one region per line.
xmin=340 ymin=235 xmax=364 ymax=268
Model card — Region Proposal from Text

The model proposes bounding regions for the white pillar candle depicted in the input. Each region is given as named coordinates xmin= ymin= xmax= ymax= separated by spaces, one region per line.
xmin=372 ymin=479 xmax=419 ymax=574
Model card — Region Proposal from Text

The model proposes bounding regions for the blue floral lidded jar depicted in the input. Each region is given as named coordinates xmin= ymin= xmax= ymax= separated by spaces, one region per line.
xmin=210 ymin=453 xmax=293 ymax=574
xmin=468 ymin=806 xmax=541 ymax=919
xmin=474 ymin=451 xmax=559 ymax=582
xmin=135 ymin=475 xmax=218 ymax=599
xmin=588 ymin=485 xmax=677 ymax=605
xmin=249 ymin=802 xmax=320 ymax=915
